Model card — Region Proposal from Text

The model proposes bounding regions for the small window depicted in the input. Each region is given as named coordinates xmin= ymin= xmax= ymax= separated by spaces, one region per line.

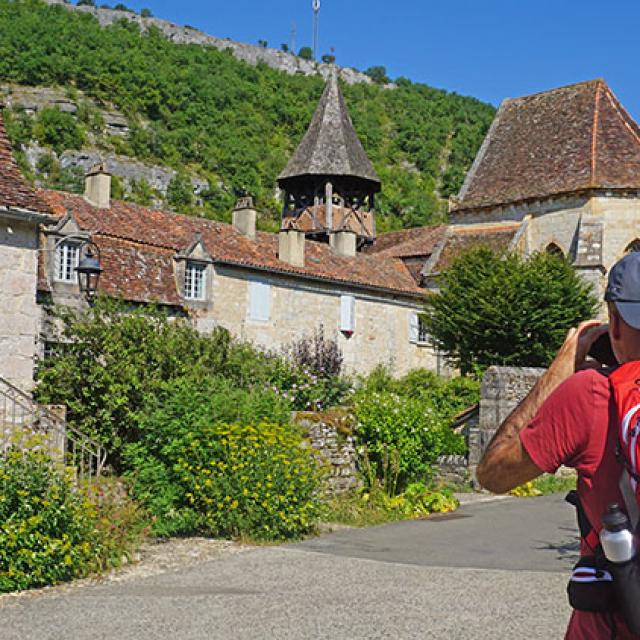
xmin=54 ymin=241 xmax=80 ymax=283
xmin=184 ymin=262 xmax=206 ymax=300
xmin=545 ymin=242 xmax=564 ymax=258
xmin=409 ymin=312 xmax=430 ymax=345
xmin=340 ymin=295 xmax=355 ymax=334
xmin=249 ymin=280 xmax=271 ymax=322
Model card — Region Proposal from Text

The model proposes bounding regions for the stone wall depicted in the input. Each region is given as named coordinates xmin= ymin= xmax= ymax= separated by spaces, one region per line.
xmin=196 ymin=265 xmax=437 ymax=376
xmin=293 ymin=411 xmax=360 ymax=494
xmin=468 ymin=366 xmax=545 ymax=478
xmin=0 ymin=217 xmax=40 ymax=391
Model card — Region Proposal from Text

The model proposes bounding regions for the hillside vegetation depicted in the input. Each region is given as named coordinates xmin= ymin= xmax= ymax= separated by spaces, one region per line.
xmin=0 ymin=0 xmax=495 ymax=230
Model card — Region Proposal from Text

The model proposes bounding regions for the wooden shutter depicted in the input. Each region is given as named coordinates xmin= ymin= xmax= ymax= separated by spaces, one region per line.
xmin=409 ymin=311 xmax=419 ymax=344
xmin=249 ymin=280 xmax=271 ymax=322
xmin=340 ymin=295 xmax=355 ymax=333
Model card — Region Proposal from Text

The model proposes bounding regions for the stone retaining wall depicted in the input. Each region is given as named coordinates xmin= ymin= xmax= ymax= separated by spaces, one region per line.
xmin=293 ymin=411 xmax=361 ymax=494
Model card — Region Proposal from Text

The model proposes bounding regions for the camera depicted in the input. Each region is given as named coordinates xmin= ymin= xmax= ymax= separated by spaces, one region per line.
xmin=588 ymin=332 xmax=618 ymax=366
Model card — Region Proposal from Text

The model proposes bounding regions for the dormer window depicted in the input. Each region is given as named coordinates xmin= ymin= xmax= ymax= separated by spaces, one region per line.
xmin=54 ymin=241 xmax=80 ymax=283
xmin=184 ymin=261 xmax=206 ymax=300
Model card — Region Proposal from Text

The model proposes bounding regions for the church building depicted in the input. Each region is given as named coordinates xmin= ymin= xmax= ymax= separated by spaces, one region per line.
xmin=419 ymin=79 xmax=640 ymax=299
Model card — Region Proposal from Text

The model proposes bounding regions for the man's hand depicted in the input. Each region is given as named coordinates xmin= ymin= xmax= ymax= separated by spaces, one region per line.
xmin=546 ymin=320 xmax=608 ymax=384
xmin=476 ymin=320 xmax=607 ymax=494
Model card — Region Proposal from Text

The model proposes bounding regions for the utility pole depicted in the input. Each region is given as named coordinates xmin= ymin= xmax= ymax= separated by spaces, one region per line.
xmin=312 ymin=0 xmax=320 ymax=61
xmin=290 ymin=21 xmax=296 ymax=54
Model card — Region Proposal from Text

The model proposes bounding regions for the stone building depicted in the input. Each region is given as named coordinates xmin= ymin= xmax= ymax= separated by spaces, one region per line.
xmin=0 ymin=73 xmax=441 ymax=387
xmin=418 ymin=79 xmax=640 ymax=297
xmin=0 ymin=116 xmax=55 ymax=390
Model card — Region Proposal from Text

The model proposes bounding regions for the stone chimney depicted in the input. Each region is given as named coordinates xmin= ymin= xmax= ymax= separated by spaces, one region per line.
xmin=330 ymin=229 xmax=357 ymax=258
xmin=278 ymin=228 xmax=305 ymax=267
xmin=84 ymin=162 xmax=111 ymax=209
xmin=232 ymin=196 xmax=257 ymax=240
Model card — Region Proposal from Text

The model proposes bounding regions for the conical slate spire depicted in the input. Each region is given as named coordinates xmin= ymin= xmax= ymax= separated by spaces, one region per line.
xmin=278 ymin=73 xmax=380 ymax=186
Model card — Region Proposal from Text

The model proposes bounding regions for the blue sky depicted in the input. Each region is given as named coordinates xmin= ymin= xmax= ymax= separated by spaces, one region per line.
xmin=91 ymin=0 xmax=639 ymax=117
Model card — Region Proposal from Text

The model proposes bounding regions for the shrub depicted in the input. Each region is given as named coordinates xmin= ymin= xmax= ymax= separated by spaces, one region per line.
xmin=0 ymin=448 xmax=99 ymax=591
xmin=0 ymin=448 xmax=146 ymax=592
xmin=284 ymin=325 xmax=343 ymax=378
xmin=353 ymin=391 xmax=453 ymax=489
xmin=176 ymin=422 xmax=324 ymax=540
xmin=33 ymin=107 xmax=84 ymax=154
xmin=123 ymin=375 xmax=314 ymax=538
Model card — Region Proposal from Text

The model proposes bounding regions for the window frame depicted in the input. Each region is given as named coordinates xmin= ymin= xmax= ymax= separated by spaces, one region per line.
xmin=53 ymin=240 xmax=81 ymax=284
xmin=184 ymin=260 xmax=207 ymax=301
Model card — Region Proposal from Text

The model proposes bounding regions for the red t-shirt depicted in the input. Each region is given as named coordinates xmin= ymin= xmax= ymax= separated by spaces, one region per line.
xmin=520 ymin=368 xmax=640 ymax=640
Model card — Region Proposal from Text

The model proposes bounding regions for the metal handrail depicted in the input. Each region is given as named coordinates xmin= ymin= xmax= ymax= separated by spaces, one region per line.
xmin=0 ymin=376 xmax=106 ymax=479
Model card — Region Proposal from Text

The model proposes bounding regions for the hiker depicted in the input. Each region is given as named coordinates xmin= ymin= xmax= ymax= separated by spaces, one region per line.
xmin=477 ymin=252 xmax=640 ymax=639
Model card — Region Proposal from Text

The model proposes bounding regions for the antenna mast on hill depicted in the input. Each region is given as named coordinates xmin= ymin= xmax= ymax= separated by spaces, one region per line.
xmin=291 ymin=21 xmax=296 ymax=54
xmin=312 ymin=0 xmax=320 ymax=61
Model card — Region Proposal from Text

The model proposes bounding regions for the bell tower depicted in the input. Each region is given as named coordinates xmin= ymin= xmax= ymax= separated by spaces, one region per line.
xmin=277 ymin=71 xmax=381 ymax=250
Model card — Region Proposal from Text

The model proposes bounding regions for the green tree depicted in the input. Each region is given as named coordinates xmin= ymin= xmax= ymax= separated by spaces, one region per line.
xmin=364 ymin=66 xmax=390 ymax=84
xmin=321 ymin=54 xmax=336 ymax=64
xmin=33 ymin=107 xmax=84 ymax=154
xmin=423 ymin=248 xmax=599 ymax=373
xmin=298 ymin=46 xmax=313 ymax=60
xmin=166 ymin=172 xmax=193 ymax=209
xmin=140 ymin=7 xmax=152 ymax=17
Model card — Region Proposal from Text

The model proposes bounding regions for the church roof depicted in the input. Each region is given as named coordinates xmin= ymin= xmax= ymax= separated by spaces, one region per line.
xmin=452 ymin=79 xmax=640 ymax=213
xmin=277 ymin=73 xmax=381 ymax=187
xmin=38 ymin=190 xmax=423 ymax=303
xmin=0 ymin=110 xmax=52 ymax=216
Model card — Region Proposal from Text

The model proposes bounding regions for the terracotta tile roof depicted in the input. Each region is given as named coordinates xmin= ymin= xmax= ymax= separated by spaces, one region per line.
xmin=367 ymin=225 xmax=447 ymax=258
xmin=38 ymin=190 xmax=424 ymax=304
xmin=0 ymin=111 xmax=52 ymax=216
xmin=422 ymin=223 xmax=521 ymax=276
xmin=452 ymin=79 xmax=640 ymax=212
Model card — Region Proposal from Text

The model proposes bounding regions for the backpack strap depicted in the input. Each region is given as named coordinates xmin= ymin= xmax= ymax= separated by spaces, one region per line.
xmin=566 ymin=490 xmax=601 ymax=553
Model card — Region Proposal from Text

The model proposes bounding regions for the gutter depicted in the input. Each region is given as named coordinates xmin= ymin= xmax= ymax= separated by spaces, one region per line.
xmin=0 ymin=206 xmax=58 ymax=225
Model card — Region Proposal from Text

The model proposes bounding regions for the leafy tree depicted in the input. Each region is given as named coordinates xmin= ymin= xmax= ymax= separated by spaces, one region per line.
xmin=76 ymin=0 xmax=96 ymax=5
xmin=166 ymin=172 xmax=193 ymax=209
xmin=423 ymin=248 xmax=599 ymax=373
xmin=257 ymin=39 xmax=268 ymax=48
xmin=298 ymin=46 xmax=313 ymax=60
xmin=280 ymin=43 xmax=289 ymax=52
xmin=364 ymin=65 xmax=390 ymax=84
xmin=33 ymin=107 xmax=84 ymax=154
xmin=321 ymin=54 xmax=336 ymax=64
xmin=140 ymin=7 xmax=152 ymax=17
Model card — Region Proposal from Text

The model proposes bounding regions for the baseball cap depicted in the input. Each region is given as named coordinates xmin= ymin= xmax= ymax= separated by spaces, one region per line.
xmin=605 ymin=252 xmax=640 ymax=329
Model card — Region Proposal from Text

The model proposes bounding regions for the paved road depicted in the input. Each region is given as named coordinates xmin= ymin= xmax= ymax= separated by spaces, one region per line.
xmin=1 ymin=494 xmax=578 ymax=640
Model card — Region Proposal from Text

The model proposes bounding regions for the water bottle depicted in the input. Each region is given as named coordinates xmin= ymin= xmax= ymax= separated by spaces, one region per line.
xmin=601 ymin=503 xmax=640 ymax=634
xmin=601 ymin=503 xmax=636 ymax=563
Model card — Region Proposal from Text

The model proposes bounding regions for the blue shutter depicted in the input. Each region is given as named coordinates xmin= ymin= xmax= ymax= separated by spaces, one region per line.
xmin=249 ymin=281 xmax=271 ymax=322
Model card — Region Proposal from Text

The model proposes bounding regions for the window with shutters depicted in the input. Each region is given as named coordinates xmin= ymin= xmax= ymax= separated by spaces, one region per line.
xmin=409 ymin=312 xmax=430 ymax=345
xmin=249 ymin=280 xmax=271 ymax=322
xmin=54 ymin=241 xmax=80 ymax=283
xmin=340 ymin=295 xmax=355 ymax=334
xmin=184 ymin=261 xmax=206 ymax=300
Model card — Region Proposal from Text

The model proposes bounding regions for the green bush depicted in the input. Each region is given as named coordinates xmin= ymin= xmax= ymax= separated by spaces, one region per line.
xmin=123 ymin=375 xmax=321 ymax=539
xmin=353 ymin=391 xmax=453 ymax=488
xmin=176 ymin=422 xmax=324 ymax=540
xmin=0 ymin=448 xmax=146 ymax=592
xmin=33 ymin=107 xmax=85 ymax=154
xmin=0 ymin=448 xmax=99 ymax=591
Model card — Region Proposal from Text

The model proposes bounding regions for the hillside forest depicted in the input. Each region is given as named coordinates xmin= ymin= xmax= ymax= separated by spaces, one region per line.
xmin=0 ymin=0 xmax=495 ymax=231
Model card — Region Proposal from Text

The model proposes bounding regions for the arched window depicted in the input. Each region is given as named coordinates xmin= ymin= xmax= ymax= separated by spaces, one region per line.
xmin=625 ymin=239 xmax=640 ymax=254
xmin=545 ymin=242 xmax=564 ymax=258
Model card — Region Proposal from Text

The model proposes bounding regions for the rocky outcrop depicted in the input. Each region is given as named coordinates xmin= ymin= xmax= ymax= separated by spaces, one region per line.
xmin=42 ymin=0 xmax=384 ymax=87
